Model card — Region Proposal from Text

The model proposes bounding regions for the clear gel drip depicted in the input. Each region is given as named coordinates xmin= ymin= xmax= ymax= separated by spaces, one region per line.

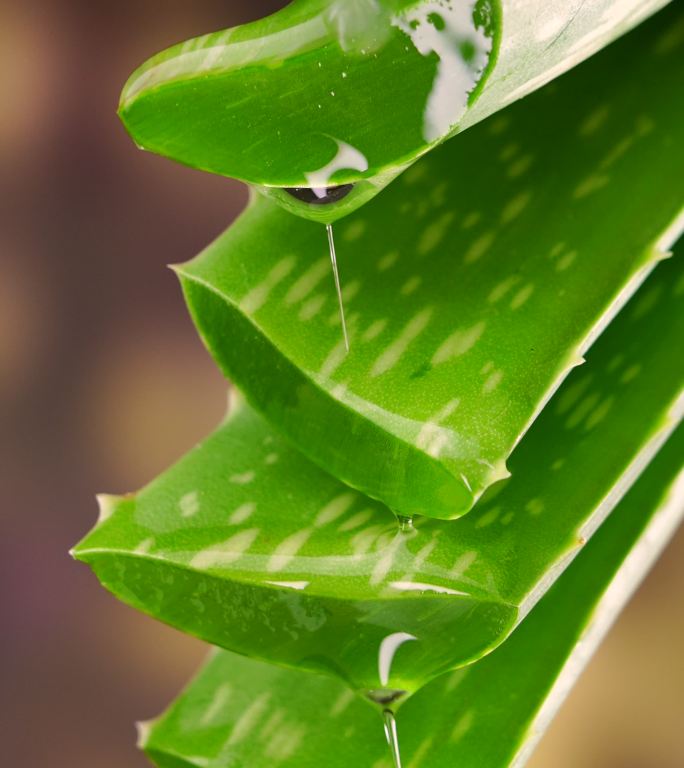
xmin=326 ymin=223 xmax=349 ymax=352
xmin=383 ymin=709 xmax=403 ymax=768
xmin=396 ymin=514 xmax=414 ymax=533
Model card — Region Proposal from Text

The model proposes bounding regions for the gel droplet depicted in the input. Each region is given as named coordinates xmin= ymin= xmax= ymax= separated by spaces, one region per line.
xmin=396 ymin=514 xmax=414 ymax=532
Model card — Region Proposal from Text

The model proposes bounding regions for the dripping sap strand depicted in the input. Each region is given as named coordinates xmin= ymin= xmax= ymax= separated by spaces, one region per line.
xmin=326 ymin=223 xmax=349 ymax=352
xmin=383 ymin=709 xmax=403 ymax=768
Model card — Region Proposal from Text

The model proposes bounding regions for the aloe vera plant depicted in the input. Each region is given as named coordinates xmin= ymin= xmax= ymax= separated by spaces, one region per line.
xmin=119 ymin=0 xmax=669 ymax=221
xmin=140 ymin=424 xmax=684 ymax=768
xmin=74 ymin=249 xmax=683 ymax=698
xmin=176 ymin=6 xmax=682 ymax=518
xmin=75 ymin=2 xmax=684 ymax=767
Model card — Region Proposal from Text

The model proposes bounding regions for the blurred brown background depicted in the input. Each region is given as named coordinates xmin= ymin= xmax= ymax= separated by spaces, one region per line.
xmin=1 ymin=2 xmax=682 ymax=766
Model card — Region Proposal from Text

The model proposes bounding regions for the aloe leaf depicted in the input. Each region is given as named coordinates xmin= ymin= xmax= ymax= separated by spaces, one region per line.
xmin=177 ymin=7 xmax=684 ymax=518
xmin=120 ymin=0 xmax=500 ymax=223
xmin=73 ymin=251 xmax=684 ymax=698
xmin=119 ymin=0 xmax=671 ymax=223
xmin=140 ymin=424 xmax=684 ymax=768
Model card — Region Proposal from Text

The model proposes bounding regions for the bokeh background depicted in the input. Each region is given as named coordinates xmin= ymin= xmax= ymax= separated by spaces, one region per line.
xmin=1 ymin=2 xmax=682 ymax=766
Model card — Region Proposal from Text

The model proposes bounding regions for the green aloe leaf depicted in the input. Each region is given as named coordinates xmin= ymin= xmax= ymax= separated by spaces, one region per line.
xmin=119 ymin=0 xmax=670 ymax=223
xmin=140 ymin=424 xmax=684 ymax=768
xmin=72 ymin=251 xmax=684 ymax=699
xmin=177 ymin=7 xmax=684 ymax=518
xmin=120 ymin=0 xmax=501 ymax=224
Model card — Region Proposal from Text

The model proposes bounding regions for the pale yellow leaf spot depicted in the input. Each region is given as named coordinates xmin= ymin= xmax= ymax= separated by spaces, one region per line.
xmin=191 ymin=529 xmax=260 ymax=569
xmin=463 ymin=232 xmax=495 ymax=264
xmin=299 ymin=294 xmax=326 ymax=321
xmin=229 ymin=502 xmax=256 ymax=525
xmin=240 ymin=256 xmax=296 ymax=314
xmin=621 ymin=364 xmax=642 ymax=384
xmin=401 ymin=275 xmax=422 ymax=296
xmin=362 ymin=318 xmax=388 ymax=342
xmin=315 ymin=493 xmax=356 ymax=527
xmin=285 ymin=258 xmax=328 ymax=305
xmin=432 ymin=321 xmax=486 ymax=365
xmin=450 ymin=710 xmax=474 ymax=742
xmin=230 ymin=471 xmax=255 ymax=485
xmin=556 ymin=250 xmax=577 ymax=272
xmin=573 ymin=174 xmax=610 ymax=199
xmin=525 ymin=498 xmax=545 ymax=516
xmin=343 ymin=219 xmax=367 ymax=242
xmin=501 ymin=191 xmax=532 ymax=223
xmin=578 ymin=105 xmax=610 ymax=137
xmin=508 ymin=154 xmax=533 ymax=178
xmin=179 ymin=491 xmax=200 ymax=518
xmin=461 ymin=211 xmax=481 ymax=230
xmin=585 ymin=396 xmax=615 ymax=430
xmin=498 ymin=142 xmax=519 ymax=161
xmin=267 ymin=528 xmax=314 ymax=572
xmin=377 ymin=251 xmax=399 ymax=272
xmin=488 ymin=275 xmax=519 ymax=303
xmin=371 ymin=308 xmax=433 ymax=376
xmin=417 ymin=212 xmax=455 ymax=255
xmin=510 ymin=284 xmax=535 ymax=310
xmin=483 ymin=369 xmax=503 ymax=393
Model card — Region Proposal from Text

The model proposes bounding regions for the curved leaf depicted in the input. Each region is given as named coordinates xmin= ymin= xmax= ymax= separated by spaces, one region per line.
xmin=73 ymin=251 xmax=684 ymax=698
xmin=120 ymin=0 xmax=500 ymax=222
xmin=140 ymin=423 xmax=684 ymax=768
xmin=178 ymin=7 xmax=684 ymax=517
xmin=119 ymin=0 xmax=670 ymax=222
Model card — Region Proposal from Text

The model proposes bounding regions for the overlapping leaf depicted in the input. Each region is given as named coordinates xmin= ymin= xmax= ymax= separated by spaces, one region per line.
xmin=119 ymin=0 xmax=670 ymax=223
xmin=73 ymin=251 xmax=684 ymax=697
xmin=177 ymin=7 xmax=684 ymax=517
xmin=140 ymin=424 xmax=684 ymax=768
xmin=74 ymin=3 xmax=684 ymax=767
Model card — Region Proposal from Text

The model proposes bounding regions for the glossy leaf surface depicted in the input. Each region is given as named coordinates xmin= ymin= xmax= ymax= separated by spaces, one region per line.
xmin=73 ymin=252 xmax=684 ymax=698
xmin=142 ymin=424 xmax=684 ymax=768
xmin=121 ymin=0 xmax=499 ymax=222
xmin=179 ymin=8 xmax=684 ymax=517
xmin=119 ymin=0 xmax=669 ymax=224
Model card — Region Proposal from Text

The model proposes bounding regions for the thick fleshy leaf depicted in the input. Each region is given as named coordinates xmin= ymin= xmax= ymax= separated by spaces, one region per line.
xmin=178 ymin=7 xmax=684 ymax=518
xmin=140 ymin=424 xmax=684 ymax=768
xmin=120 ymin=0 xmax=499 ymax=222
xmin=73 ymin=252 xmax=684 ymax=698
xmin=119 ymin=0 xmax=670 ymax=223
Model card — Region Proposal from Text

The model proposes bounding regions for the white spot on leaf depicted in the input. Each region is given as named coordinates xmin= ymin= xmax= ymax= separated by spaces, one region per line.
xmin=230 ymin=471 xmax=256 ymax=485
xmin=191 ymin=529 xmax=260 ymax=569
xmin=371 ymin=309 xmax=433 ymax=376
xmin=315 ymin=493 xmax=357 ymax=527
xmin=240 ymin=257 xmax=296 ymax=314
xmin=432 ymin=321 xmax=486 ymax=365
xmin=463 ymin=231 xmax=495 ymax=264
xmin=179 ymin=491 xmax=200 ymax=518
xmin=229 ymin=502 xmax=256 ymax=525
xmin=267 ymin=528 xmax=314 ymax=572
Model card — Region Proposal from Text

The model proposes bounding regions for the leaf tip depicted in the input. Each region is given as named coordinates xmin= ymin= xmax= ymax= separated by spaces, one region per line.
xmin=95 ymin=493 xmax=122 ymax=526
xmin=70 ymin=493 xmax=128 ymax=562
xmin=136 ymin=719 xmax=153 ymax=749
xmin=492 ymin=459 xmax=512 ymax=484
xmin=654 ymin=248 xmax=673 ymax=264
